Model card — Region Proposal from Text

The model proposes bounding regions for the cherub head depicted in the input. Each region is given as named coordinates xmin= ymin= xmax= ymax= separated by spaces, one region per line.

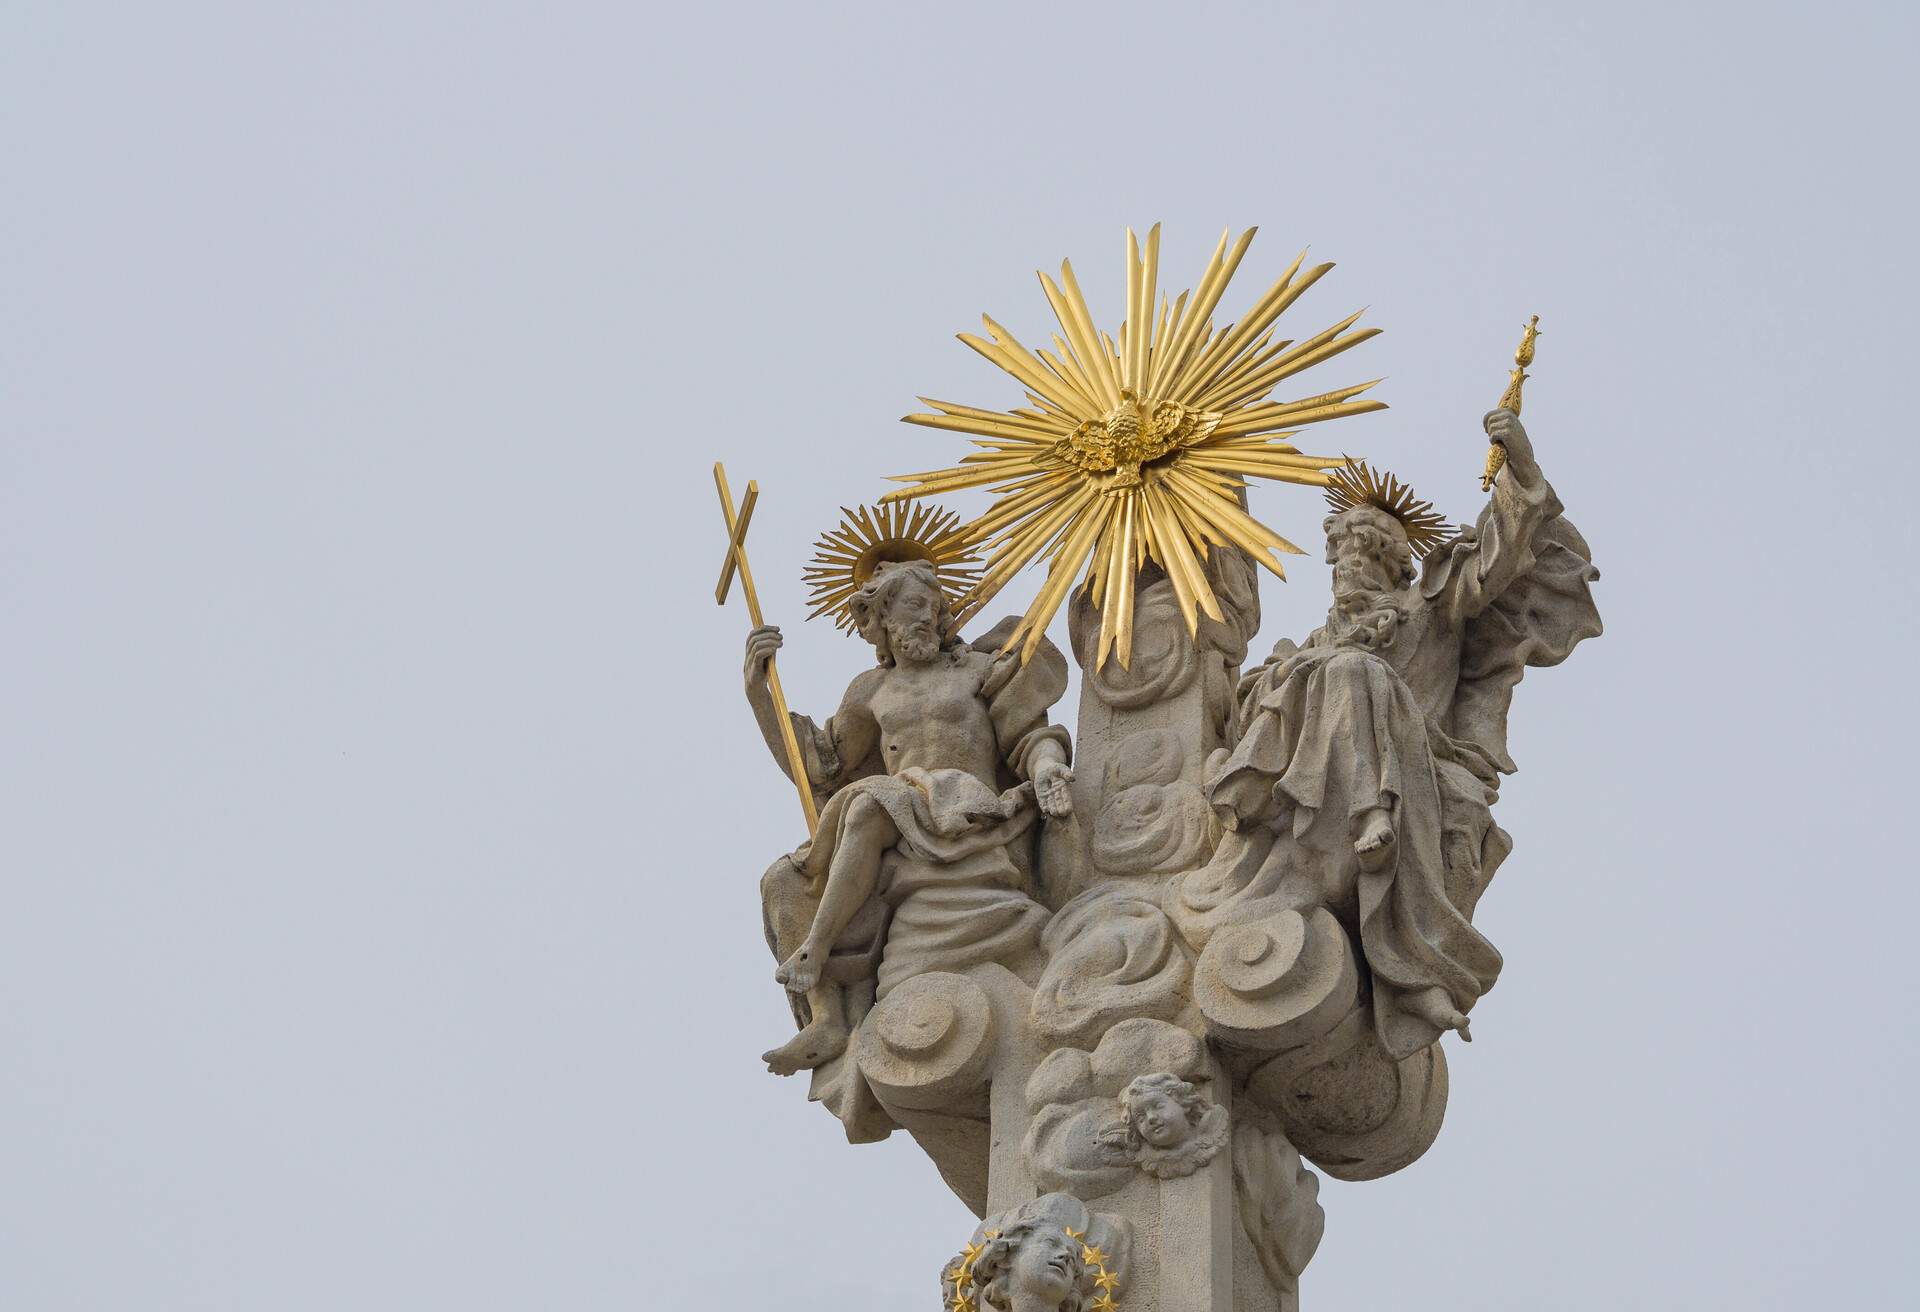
xmin=1106 ymin=1072 xmax=1230 ymax=1179
xmin=969 ymin=1212 xmax=1087 ymax=1312
xmin=847 ymin=558 xmax=957 ymax=667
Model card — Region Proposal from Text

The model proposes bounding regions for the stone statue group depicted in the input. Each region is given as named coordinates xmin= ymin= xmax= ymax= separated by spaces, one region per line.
xmin=736 ymin=410 xmax=1600 ymax=1311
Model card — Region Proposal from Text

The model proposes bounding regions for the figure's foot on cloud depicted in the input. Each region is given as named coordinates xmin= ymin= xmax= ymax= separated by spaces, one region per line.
xmin=762 ymin=1019 xmax=848 ymax=1076
xmin=775 ymin=944 xmax=825 ymax=995
xmin=1354 ymin=807 xmax=1396 ymax=864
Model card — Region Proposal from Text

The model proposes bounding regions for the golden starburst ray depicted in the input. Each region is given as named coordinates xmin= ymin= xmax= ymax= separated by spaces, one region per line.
xmin=1323 ymin=459 xmax=1455 ymax=559
xmin=802 ymin=501 xmax=982 ymax=632
xmin=884 ymin=224 xmax=1386 ymax=667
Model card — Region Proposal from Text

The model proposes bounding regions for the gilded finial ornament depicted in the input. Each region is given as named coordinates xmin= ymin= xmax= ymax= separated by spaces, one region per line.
xmin=802 ymin=502 xmax=982 ymax=632
xmin=1482 ymin=314 xmax=1539 ymax=491
xmin=885 ymin=224 xmax=1387 ymax=669
xmin=1325 ymin=459 xmax=1454 ymax=560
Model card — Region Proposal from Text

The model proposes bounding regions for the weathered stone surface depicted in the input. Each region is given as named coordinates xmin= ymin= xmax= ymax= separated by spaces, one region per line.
xmin=1029 ymin=889 xmax=1192 ymax=1046
xmin=1246 ymin=1010 xmax=1450 ymax=1183
xmin=1023 ymin=1018 xmax=1218 ymax=1199
xmin=1232 ymin=1119 xmax=1325 ymax=1299
xmin=1089 ymin=728 xmax=1216 ymax=876
xmin=856 ymin=971 xmax=995 ymax=1110
xmin=1191 ymin=907 xmax=1359 ymax=1051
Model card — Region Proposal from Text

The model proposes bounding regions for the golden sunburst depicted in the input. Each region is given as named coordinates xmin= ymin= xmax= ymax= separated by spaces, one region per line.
xmin=1324 ymin=459 xmax=1454 ymax=559
xmin=882 ymin=224 xmax=1385 ymax=667
xmin=802 ymin=502 xmax=982 ymax=631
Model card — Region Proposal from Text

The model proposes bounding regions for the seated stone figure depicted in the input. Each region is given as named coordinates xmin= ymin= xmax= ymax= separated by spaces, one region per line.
xmin=744 ymin=558 xmax=1074 ymax=1076
xmin=1203 ymin=409 xmax=1601 ymax=1058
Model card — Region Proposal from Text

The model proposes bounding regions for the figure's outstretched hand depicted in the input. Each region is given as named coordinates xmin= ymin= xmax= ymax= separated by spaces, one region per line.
xmin=1484 ymin=408 xmax=1536 ymax=474
xmin=1034 ymin=758 xmax=1075 ymax=818
xmin=744 ymin=624 xmax=783 ymax=693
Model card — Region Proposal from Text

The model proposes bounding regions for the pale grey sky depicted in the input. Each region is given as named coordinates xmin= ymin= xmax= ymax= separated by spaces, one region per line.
xmin=3 ymin=2 xmax=1915 ymax=1308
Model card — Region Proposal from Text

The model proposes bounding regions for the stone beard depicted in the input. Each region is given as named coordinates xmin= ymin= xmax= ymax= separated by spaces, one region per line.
xmin=1325 ymin=504 xmax=1416 ymax=651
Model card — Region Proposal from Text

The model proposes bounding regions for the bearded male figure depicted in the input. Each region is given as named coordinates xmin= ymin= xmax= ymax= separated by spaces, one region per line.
xmin=1205 ymin=408 xmax=1601 ymax=1059
xmin=744 ymin=558 xmax=1074 ymax=1078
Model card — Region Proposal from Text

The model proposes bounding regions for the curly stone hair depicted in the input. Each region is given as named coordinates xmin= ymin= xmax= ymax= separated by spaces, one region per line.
xmin=1098 ymin=1072 xmax=1232 ymax=1181
xmin=968 ymin=1215 xmax=1089 ymax=1312
xmin=1323 ymin=504 xmax=1417 ymax=589
xmin=846 ymin=558 xmax=959 ymax=666
xmin=1113 ymin=1072 xmax=1212 ymax=1152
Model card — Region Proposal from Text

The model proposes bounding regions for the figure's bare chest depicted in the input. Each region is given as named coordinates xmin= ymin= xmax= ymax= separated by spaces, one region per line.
xmin=869 ymin=661 xmax=992 ymax=736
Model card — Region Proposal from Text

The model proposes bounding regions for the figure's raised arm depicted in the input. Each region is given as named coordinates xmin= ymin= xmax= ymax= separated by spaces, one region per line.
xmin=1485 ymin=408 xmax=1541 ymax=490
xmin=741 ymin=623 xmax=792 ymax=765
xmin=1433 ymin=409 xmax=1560 ymax=624
xmin=743 ymin=626 xmax=878 ymax=797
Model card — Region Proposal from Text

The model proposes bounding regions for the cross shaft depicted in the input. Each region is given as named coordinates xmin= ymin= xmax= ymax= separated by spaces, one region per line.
xmin=713 ymin=462 xmax=820 ymax=837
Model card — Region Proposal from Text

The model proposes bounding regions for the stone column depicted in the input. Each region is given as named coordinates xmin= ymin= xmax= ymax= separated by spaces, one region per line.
xmin=1052 ymin=552 xmax=1255 ymax=905
xmin=1017 ymin=551 xmax=1297 ymax=1311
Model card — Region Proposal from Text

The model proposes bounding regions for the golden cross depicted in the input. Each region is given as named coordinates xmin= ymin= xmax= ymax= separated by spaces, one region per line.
xmin=713 ymin=462 xmax=820 ymax=838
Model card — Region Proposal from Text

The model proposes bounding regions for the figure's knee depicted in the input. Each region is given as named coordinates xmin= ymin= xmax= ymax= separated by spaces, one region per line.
xmin=843 ymin=791 xmax=898 ymax=842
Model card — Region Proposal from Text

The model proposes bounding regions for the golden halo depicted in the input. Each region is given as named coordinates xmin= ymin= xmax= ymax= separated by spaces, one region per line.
xmin=1323 ymin=459 xmax=1454 ymax=559
xmin=882 ymin=223 xmax=1385 ymax=669
xmin=803 ymin=502 xmax=982 ymax=632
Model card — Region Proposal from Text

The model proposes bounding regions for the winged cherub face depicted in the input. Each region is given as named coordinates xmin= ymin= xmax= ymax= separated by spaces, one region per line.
xmin=1128 ymin=1087 xmax=1189 ymax=1150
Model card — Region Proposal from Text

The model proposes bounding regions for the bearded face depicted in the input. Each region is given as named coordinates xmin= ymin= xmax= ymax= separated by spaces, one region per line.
xmin=884 ymin=586 xmax=942 ymax=665
xmin=1325 ymin=508 xmax=1415 ymax=608
xmin=848 ymin=561 xmax=949 ymax=666
xmin=1323 ymin=508 xmax=1416 ymax=651
xmin=1331 ymin=535 xmax=1399 ymax=604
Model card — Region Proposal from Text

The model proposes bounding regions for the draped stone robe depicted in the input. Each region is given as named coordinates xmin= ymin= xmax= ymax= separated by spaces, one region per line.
xmin=1208 ymin=460 xmax=1602 ymax=1058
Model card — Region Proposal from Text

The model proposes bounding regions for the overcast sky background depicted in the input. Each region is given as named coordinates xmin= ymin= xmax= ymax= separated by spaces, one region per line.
xmin=4 ymin=2 xmax=1916 ymax=1308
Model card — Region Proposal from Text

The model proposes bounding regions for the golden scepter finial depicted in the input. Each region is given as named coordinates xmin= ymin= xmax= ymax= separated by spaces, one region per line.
xmin=1481 ymin=314 xmax=1539 ymax=491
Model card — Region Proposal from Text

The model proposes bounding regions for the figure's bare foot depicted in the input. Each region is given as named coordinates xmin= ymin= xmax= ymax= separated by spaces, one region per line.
xmin=775 ymin=943 xmax=825 ymax=995
xmin=1354 ymin=807 xmax=1396 ymax=860
xmin=762 ymin=1019 xmax=848 ymax=1075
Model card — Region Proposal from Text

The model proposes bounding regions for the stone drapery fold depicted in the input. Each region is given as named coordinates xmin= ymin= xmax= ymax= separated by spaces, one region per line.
xmin=1212 ymin=645 xmax=1504 ymax=1058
